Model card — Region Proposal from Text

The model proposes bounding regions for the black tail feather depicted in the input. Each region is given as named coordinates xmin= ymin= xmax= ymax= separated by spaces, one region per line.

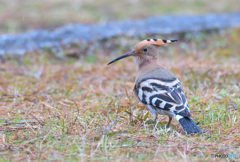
xmin=178 ymin=117 xmax=202 ymax=134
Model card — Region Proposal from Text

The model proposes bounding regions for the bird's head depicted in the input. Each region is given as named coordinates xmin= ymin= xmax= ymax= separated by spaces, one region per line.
xmin=107 ymin=39 xmax=177 ymax=65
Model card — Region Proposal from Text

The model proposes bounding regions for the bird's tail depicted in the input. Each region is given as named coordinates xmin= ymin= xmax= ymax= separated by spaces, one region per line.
xmin=176 ymin=115 xmax=202 ymax=134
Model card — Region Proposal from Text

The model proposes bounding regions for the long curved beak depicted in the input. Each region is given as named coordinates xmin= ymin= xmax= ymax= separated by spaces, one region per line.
xmin=107 ymin=51 xmax=136 ymax=65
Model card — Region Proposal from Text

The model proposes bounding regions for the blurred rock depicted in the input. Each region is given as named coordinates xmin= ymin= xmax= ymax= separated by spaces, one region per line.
xmin=0 ymin=13 xmax=240 ymax=58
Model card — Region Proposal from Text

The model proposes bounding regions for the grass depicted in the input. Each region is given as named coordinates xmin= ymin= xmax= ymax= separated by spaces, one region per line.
xmin=0 ymin=29 xmax=239 ymax=161
xmin=0 ymin=0 xmax=240 ymax=161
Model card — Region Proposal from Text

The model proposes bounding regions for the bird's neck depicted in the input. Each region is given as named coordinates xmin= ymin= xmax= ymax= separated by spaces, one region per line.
xmin=135 ymin=57 xmax=159 ymax=71
xmin=134 ymin=57 xmax=164 ymax=85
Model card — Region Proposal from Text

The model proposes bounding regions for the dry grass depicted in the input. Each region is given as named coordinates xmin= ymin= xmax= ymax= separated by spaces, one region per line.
xmin=0 ymin=29 xmax=239 ymax=161
xmin=0 ymin=0 xmax=240 ymax=161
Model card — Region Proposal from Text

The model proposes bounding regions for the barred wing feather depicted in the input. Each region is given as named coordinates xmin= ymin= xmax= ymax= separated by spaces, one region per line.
xmin=137 ymin=78 xmax=191 ymax=117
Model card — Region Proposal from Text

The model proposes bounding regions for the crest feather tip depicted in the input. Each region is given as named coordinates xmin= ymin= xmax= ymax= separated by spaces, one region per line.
xmin=170 ymin=40 xmax=178 ymax=43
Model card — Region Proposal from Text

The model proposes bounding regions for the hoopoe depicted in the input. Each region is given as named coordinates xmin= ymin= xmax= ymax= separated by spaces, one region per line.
xmin=108 ymin=39 xmax=201 ymax=134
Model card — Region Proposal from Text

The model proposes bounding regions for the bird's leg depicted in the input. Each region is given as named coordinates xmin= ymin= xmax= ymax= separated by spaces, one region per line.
xmin=153 ymin=113 xmax=157 ymax=123
xmin=166 ymin=116 xmax=172 ymax=128
xmin=146 ymin=105 xmax=158 ymax=124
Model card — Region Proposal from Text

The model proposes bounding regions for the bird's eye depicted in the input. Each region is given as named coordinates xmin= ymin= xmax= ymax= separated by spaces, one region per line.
xmin=143 ymin=48 xmax=147 ymax=52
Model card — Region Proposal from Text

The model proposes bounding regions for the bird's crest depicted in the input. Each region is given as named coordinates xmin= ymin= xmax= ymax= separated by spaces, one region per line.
xmin=134 ymin=39 xmax=177 ymax=50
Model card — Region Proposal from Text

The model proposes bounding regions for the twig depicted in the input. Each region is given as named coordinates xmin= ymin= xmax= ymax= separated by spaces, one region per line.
xmin=104 ymin=116 xmax=120 ymax=135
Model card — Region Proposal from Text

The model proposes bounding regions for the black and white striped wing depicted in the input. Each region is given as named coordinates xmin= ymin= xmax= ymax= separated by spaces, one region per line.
xmin=136 ymin=78 xmax=191 ymax=117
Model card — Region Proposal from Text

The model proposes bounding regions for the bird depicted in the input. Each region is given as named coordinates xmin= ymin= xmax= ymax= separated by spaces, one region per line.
xmin=107 ymin=38 xmax=202 ymax=134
